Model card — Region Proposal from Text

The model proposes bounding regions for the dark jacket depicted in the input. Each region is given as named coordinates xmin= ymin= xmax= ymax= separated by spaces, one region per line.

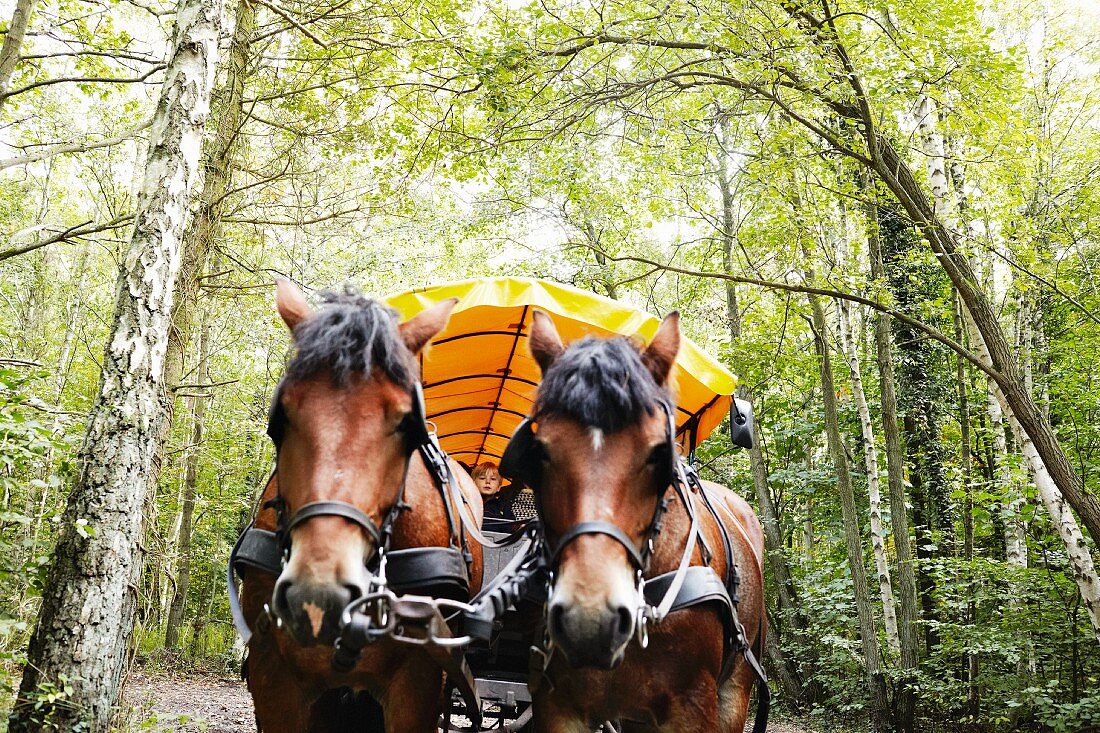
xmin=483 ymin=494 xmax=515 ymax=521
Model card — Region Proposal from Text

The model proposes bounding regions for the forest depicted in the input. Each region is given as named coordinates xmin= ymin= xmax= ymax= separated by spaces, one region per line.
xmin=0 ymin=0 xmax=1098 ymax=729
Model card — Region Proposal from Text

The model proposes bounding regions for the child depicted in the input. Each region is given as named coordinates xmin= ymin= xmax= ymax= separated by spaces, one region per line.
xmin=472 ymin=461 xmax=515 ymax=521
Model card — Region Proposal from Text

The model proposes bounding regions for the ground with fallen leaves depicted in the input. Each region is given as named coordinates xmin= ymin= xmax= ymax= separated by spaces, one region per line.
xmin=122 ymin=669 xmax=845 ymax=732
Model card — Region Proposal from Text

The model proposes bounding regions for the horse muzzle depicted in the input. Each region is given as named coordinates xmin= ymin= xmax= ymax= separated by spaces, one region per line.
xmin=272 ymin=577 xmax=362 ymax=646
xmin=546 ymin=598 xmax=635 ymax=669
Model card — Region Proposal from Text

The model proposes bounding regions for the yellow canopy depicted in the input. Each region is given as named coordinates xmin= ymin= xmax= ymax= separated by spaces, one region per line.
xmin=386 ymin=277 xmax=735 ymax=467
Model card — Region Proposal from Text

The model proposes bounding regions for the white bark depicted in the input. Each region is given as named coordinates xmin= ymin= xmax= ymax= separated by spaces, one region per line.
xmin=11 ymin=0 xmax=223 ymax=727
xmin=987 ymin=373 xmax=1029 ymax=568
xmin=0 ymin=0 xmax=36 ymax=102
xmin=961 ymin=308 xmax=1100 ymax=643
xmin=838 ymin=301 xmax=902 ymax=657
xmin=918 ymin=98 xmax=1029 ymax=568
xmin=913 ymin=96 xmax=952 ymax=222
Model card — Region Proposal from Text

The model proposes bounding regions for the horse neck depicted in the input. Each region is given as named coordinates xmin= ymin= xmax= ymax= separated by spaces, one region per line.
xmin=647 ymin=489 xmax=728 ymax=577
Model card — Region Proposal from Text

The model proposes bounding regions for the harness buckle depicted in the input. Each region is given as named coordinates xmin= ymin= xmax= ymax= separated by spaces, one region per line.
xmin=263 ymin=602 xmax=284 ymax=630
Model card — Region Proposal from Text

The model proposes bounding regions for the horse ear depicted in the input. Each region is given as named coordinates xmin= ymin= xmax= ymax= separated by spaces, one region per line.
xmin=399 ymin=297 xmax=458 ymax=354
xmin=276 ymin=278 xmax=313 ymax=331
xmin=528 ymin=309 xmax=564 ymax=374
xmin=642 ymin=312 xmax=680 ymax=385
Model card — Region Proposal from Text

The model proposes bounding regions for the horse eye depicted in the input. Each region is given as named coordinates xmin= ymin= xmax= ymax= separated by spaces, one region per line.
xmin=646 ymin=445 xmax=669 ymax=467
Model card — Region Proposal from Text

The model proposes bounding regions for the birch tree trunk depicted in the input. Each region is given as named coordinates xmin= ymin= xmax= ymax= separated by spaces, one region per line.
xmin=162 ymin=0 xmax=255 ymax=399
xmin=961 ymin=308 xmax=1100 ymax=642
xmin=837 ymin=300 xmax=901 ymax=658
xmin=943 ymin=131 xmax=1029 ymax=569
xmin=868 ymin=138 xmax=1100 ymax=549
xmin=988 ymin=368 xmax=1027 ymax=567
xmin=9 ymin=0 xmax=223 ymax=727
xmin=0 ymin=0 xmax=36 ymax=104
xmin=770 ymin=5 xmax=1100 ymax=550
xmin=862 ymin=170 xmax=920 ymax=732
xmin=809 ymin=292 xmax=890 ymax=730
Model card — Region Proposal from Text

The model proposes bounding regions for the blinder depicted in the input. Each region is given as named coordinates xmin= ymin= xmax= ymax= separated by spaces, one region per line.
xmin=499 ymin=417 xmax=541 ymax=490
xmin=729 ymin=397 xmax=754 ymax=450
xmin=266 ymin=382 xmax=287 ymax=447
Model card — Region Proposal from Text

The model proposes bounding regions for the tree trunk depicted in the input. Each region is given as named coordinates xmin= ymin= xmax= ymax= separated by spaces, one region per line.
xmin=868 ymin=139 xmax=1100 ymax=549
xmin=715 ymin=124 xmax=811 ymax=704
xmin=863 ymin=170 xmax=920 ymax=732
xmin=808 ymin=292 xmax=890 ymax=731
xmin=960 ymin=308 xmax=1100 ymax=642
xmin=745 ymin=5 xmax=1100 ymax=552
xmin=953 ymin=289 xmax=980 ymax=719
xmin=837 ymin=299 xmax=901 ymax=658
xmin=161 ymin=0 xmax=256 ymax=429
xmin=903 ymin=413 xmax=942 ymax=654
xmin=9 ymin=0 xmax=223 ymax=727
xmin=0 ymin=0 xmax=36 ymax=103
xmin=164 ymin=314 xmax=210 ymax=649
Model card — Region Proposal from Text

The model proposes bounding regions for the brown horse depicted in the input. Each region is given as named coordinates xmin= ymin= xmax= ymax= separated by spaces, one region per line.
xmin=238 ymin=280 xmax=484 ymax=732
xmin=519 ymin=310 xmax=767 ymax=733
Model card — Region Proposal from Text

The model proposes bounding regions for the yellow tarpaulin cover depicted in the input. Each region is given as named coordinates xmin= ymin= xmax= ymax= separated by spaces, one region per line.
xmin=387 ymin=277 xmax=735 ymax=468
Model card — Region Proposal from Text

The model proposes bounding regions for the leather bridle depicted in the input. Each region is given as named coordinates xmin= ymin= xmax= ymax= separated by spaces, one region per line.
xmin=265 ymin=380 xmax=451 ymax=567
xmin=500 ymin=401 xmax=709 ymax=636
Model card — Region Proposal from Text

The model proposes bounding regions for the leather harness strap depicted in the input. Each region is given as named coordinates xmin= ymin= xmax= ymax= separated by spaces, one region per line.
xmin=549 ymin=521 xmax=644 ymax=569
xmin=283 ymin=500 xmax=384 ymax=547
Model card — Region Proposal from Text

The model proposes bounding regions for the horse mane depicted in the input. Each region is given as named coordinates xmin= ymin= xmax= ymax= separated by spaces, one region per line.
xmin=285 ymin=285 xmax=417 ymax=388
xmin=534 ymin=336 xmax=670 ymax=433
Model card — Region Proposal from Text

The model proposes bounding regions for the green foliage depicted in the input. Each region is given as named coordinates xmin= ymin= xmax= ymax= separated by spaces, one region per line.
xmin=0 ymin=0 xmax=1099 ymax=729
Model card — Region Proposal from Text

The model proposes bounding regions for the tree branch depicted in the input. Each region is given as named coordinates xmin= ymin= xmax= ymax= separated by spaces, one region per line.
xmin=0 ymin=63 xmax=165 ymax=101
xmin=0 ymin=215 xmax=133 ymax=262
xmin=254 ymin=0 xmax=329 ymax=48
xmin=584 ymin=244 xmax=1004 ymax=383
xmin=1 ymin=119 xmax=152 ymax=170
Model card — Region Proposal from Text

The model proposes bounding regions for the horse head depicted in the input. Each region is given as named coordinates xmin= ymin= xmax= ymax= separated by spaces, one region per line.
xmin=524 ymin=309 xmax=681 ymax=669
xmin=267 ymin=279 xmax=456 ymax=645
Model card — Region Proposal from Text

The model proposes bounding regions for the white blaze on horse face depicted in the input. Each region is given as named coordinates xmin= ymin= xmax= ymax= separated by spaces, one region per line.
xmin=589 ymin=427 xmax=604 ymax=453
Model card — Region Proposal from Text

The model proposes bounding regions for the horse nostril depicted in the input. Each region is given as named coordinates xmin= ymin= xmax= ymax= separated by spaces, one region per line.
xmin=343 ymin=583 xmax=363 ymax=603
xmin=548 ymin=603 xmax=566 ymax=638
xmin=616 ymin=606 xmax=632 ymax=638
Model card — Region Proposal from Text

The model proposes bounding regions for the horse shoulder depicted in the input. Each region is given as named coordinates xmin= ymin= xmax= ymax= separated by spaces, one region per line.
xmin=700 ymin=480 xmax=764 ymax=560
xmin=448 ymin=460 xmax=484 ymax=526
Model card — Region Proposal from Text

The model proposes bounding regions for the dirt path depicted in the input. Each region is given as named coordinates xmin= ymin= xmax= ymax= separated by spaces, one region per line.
xmin=124 ymin=670 xmax=821 ymax=732
xmin=124 ymin=671 xmax=255 ymax=732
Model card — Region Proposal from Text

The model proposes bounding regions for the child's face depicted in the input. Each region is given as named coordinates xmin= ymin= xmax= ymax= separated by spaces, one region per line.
xmin=477 ymin=470 xmax=501 ymax=497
